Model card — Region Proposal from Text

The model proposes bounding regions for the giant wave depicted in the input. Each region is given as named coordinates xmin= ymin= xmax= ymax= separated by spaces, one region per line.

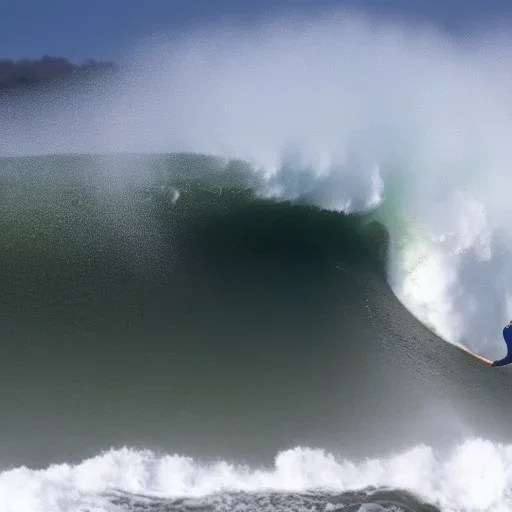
xmin=0 ymin=151 xmax=509 ymax=512
xmin=2 ymin=7 xmax=512 ymax=512
xmin=3 ymin=10 xmax=512 ymax=358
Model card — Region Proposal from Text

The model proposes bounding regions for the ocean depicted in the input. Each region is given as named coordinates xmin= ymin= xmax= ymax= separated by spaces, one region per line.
xmin=3 ymin=10 xmax=512 ymax=512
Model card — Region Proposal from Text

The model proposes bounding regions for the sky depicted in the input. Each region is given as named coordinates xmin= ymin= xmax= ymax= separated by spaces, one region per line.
xmin=1 ymin=0 xmax=512 ymax=62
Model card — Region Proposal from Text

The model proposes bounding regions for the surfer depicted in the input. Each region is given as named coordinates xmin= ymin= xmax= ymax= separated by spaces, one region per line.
xmin=492 ymin=321 xmax=512 ymax=367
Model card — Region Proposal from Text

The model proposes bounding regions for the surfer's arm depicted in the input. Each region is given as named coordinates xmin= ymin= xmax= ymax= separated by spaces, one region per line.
xmin=493 ymin=321 xmax=512 ymax=365
xmin=492 ymin=321 xmax=512 ymax=366
xmin=492 ymin=354 xmax=512 ymax=367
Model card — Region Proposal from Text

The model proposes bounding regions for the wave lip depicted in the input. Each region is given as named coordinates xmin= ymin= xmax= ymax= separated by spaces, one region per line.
xmin=2 ymin=439 xmax=511 ymax=512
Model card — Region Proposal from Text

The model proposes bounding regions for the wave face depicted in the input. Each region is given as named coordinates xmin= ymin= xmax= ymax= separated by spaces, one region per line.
xmin=2 ymin=154 xmax=512 ymax=512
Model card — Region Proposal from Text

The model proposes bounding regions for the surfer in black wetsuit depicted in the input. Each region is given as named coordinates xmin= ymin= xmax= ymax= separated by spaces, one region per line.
xmin=492 ymin=321 xmax=512 ymax=367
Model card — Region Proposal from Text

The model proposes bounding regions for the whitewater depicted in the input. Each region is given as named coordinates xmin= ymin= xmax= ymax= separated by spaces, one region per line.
xmin=3 ymin=7 xmax=512 ymax=512
xmin=3 ymin=440 xmax=512 ymax=512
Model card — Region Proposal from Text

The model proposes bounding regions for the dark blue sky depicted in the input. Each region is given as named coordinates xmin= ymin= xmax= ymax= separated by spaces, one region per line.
xmin=2 ymin=0 xmax=512 ymax=62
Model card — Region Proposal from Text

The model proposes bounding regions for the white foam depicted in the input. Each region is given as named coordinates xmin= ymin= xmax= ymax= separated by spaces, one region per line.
xmin=2 ymin=439 xmax=512 ymax=512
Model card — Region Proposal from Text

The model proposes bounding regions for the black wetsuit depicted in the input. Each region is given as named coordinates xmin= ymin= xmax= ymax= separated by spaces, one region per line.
xmin=492 ymin=325 xmax=512 ymax=367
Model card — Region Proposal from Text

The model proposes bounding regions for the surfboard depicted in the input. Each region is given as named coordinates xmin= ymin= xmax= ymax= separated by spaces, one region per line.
xmin=457 ymin=344 xmax=493 ymax=365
